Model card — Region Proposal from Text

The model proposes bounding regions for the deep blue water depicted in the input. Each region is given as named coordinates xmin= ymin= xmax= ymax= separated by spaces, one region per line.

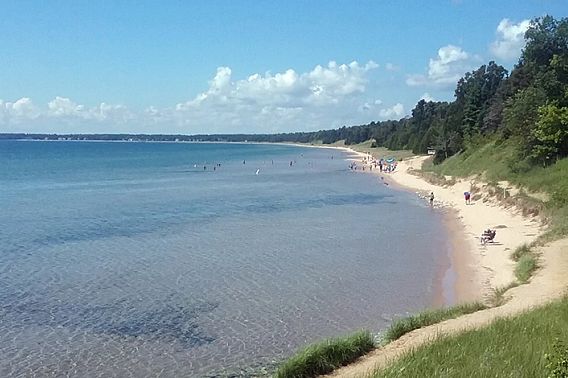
xmin=0 ymin=141 xmax=450 ymax=376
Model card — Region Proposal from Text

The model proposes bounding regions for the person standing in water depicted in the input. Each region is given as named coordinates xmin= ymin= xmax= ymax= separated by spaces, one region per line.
xmin=429 ymin=192 xmax=434 ymax=206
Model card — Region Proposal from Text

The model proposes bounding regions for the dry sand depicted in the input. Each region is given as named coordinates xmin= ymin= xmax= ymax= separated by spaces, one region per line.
xmin=325 ymin=153 xmax=568 ymax=378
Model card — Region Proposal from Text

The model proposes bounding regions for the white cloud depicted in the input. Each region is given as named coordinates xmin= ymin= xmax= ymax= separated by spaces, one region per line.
xmin=420 ymin=93 xmax=435 ymax=102
xmin=1 ymin=96 xmax=134 ymax=130
xmin=406 ymin=45 xmax=477 ymax=88
xmin=0 ymin=98 xmax=40 ymax=123
xmin=48 ymin=96 xmax=85 ymax=117
xmin=379 ymin=103 xmax=405 ymax=119
xmin=490 ymin=18 xmax=530 ymax=61
xmin=174 ymin=60 xmax=380 ymax=132
xmin=0 ymin=60 xmax=384 ymax=133
xmin=89 ymin=103 xmax=134 ymax=123
xmin=210 ymin=66 xmax=232 ymax=93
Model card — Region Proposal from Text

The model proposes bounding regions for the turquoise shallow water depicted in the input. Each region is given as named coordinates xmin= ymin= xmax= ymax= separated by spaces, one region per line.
xmin=0 ymin=141 xmax=450 ymax=376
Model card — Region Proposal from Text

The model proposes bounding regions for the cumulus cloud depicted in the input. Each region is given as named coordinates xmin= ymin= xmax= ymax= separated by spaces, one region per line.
xmin=48 ymin=96 xmax=85 ymax=117
xmin=406 ymin=45 xmax=477 ymax=88
xmin=0 ymin=98 xmax=40 ymax=123
xmin=490 ymin=18 xmax=530 ymax=61
xmin=174 ymin=60 xmax=380 ymax=132
xmin=180 ymin=60 xmax=378 ymax=109
xmin=1 ymin=96 xmax=134 ymax=129
xmin=379 ymin=103 xmax=405 ymax=119
xmin=0 ymin=60 xmax=385 ymax=133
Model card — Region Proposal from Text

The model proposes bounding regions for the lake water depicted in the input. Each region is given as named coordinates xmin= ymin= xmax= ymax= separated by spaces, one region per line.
xmin=0 ymin=141 xmax=450 ymax=377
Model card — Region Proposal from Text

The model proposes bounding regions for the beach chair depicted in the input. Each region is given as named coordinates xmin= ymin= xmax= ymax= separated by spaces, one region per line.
xmin=480 ymin=229 xmax=496 ymax=245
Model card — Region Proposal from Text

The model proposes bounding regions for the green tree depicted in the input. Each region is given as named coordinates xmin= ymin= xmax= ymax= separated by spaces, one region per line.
xmin=532 ymin=103 xmax=568 ymax=163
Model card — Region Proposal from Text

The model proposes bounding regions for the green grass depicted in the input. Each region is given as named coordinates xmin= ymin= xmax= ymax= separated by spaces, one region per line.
xmin=510 ymin=243 xmax=532 ymax=261
xmin=423 ymin=139 xmax=568 ymax=202
xmin=383 ymin=302 xmax=488 ymax=344
xmin=515 ymin=254 xmax=538 ymax=283
xmin=373 ymin=297 xmax=568 ymax=378
xmin=540 ymin=205 xmax=568 ymax=244
xmin=423 ymin=140 xmax=518 ymax=180
xmin=510 ymin=244 xmax=539 ymax=283
xmin=275 ymin=331 xmax=375 ymax=378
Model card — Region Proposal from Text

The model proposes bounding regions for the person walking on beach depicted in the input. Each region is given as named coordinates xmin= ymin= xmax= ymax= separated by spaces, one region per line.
xmin=464 ymin=191 xmax=471 ymax=205
xmin=429 ymin=192 xmax=434 ymax=206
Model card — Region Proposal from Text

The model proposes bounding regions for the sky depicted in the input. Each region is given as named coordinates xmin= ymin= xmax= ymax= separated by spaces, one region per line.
xmin=0 ymin=0 xmax=566 ymax=135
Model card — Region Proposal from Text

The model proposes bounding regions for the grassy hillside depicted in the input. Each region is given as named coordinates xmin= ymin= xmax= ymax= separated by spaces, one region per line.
xmin=422 ymin=139 xmax=568 ymax=242
xmin=423 ymin=140 xmax=568 ymax=199
xmin=374 ymin=297 xmax=568 ymax=378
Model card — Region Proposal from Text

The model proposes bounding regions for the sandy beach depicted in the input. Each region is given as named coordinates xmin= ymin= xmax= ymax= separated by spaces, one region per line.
xmin=326 ymin=150 xmax=568 ymax=378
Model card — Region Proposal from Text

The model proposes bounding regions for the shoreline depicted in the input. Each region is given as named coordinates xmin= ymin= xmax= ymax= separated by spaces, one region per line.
xmin=343 ymin=150 xmax=544 ymax=301
xmin=440 ymin=208 xmax=481 ymax=305
xmin=324 ymin=148 xmax=568 ymax=377
xmin=341 ymin=148 xmax=485 ymax=306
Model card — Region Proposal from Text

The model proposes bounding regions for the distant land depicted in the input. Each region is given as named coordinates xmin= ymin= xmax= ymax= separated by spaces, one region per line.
xmin=0 ymin=132 xmax=327 ymax=144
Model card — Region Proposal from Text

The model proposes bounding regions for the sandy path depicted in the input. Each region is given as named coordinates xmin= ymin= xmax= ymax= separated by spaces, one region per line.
xmin=325 ymin=154 xmax=568 ymax=378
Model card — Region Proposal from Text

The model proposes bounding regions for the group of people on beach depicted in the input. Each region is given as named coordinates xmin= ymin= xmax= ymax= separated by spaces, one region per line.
xmin=349 ymin=156 xmax=397 ymax=173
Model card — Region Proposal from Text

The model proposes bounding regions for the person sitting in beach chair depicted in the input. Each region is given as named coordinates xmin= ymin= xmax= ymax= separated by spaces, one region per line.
xmin=480 ymin=229 xmax=496 ymax=245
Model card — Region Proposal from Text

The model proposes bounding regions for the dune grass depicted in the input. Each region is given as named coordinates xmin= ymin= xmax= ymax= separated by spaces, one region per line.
xmin=489 ymin=282 xmax=520 ymax=307
xmin=383 ymin=302 xmax=488 ymax=344
xmin=275 ymin=330 xmax=375 ymax=378
xmin=515 ymin=254 xmax=538 ymax=283
xmin=423 ymin=140 xmax=568 ymax=232
xmin=510 ymin=243 xmax=539 ymax=283
xmin=423 ymin=140 xmax=567 ymax=285
xmin=373 ymin=297 xmax=568 ymax=378
xmin=510 ymin=243 xmax=532 ymax=261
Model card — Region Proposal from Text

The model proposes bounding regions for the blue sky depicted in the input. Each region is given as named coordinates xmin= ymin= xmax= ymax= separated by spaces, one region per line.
xmin=0 ymin=0 xmax=565 ymax=134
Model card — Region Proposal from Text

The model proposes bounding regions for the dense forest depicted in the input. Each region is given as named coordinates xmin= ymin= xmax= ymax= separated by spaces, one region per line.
xmin=3 ymin=16 xmax=566 ymax=168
